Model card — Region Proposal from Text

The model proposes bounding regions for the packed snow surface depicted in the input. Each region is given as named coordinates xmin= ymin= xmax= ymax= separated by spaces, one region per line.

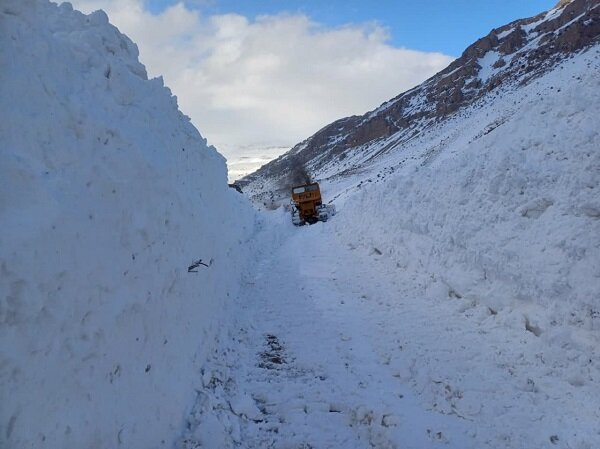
xmin=0 ymin=1 xmax=255 ymax=448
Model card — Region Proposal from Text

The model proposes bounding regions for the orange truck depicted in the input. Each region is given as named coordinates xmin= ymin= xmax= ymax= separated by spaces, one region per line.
xmin=290 ymin=182 xmax=334 ymax=225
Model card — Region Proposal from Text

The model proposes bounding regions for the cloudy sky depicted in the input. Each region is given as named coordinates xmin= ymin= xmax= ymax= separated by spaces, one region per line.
xmin=70 ymin=0 xmax=555 ymax=180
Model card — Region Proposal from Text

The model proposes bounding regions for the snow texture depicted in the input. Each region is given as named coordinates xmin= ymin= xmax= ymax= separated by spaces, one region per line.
xmin=2 ymin=1 xmax=600 ymax=448
xmin=0 ymin=1 xmax=256 ymax=448
xmin=332 ymin=46 xmax=600 ymax=334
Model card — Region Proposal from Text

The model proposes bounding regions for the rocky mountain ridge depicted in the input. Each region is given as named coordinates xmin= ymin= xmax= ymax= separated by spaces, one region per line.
xmin=239 ymin=0 xmax=599 ymax=196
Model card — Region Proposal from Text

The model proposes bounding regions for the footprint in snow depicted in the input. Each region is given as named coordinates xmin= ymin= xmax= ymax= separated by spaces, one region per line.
xmin=258 ymin=334 xmax=286 ymax=370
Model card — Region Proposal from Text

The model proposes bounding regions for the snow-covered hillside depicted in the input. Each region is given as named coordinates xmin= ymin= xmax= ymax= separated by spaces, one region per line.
xmin=328 ymin=46 xmax=600 ymax=330
xmin=241 ymin=0 xmax=599 ymax=195
xmin=0 ymin=1 xmax=256 ymax=448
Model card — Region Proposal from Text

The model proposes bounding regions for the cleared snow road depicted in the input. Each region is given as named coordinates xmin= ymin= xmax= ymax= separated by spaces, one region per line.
xmin=181 ymin=212 xmax=600 ymax=449
xmin=222 ymin=220 xmax=473 ymax=449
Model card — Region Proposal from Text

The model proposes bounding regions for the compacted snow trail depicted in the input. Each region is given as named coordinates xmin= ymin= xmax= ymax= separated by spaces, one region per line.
xmin=203 ymin=220 xmax=471 ymax=449
xmin=182 ymin=212 xmax=600 ymax=449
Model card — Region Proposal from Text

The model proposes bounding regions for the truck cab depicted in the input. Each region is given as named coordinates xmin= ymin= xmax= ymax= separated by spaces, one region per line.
xmin=291 ymin=182 xmax=331 ymax=225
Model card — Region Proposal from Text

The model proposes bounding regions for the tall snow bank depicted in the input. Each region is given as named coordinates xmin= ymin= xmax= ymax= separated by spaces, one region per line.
xmin=0 ymin=1 xmax=256 ymax=448
xmin=334 ymin=47 xmax=600 ymax=342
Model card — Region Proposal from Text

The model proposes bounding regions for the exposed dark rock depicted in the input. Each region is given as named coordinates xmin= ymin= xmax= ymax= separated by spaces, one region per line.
xmin=499 ymin=28 xmax=527 ymax=54
xmin=493 ymin=58 xmax=507 ymax=69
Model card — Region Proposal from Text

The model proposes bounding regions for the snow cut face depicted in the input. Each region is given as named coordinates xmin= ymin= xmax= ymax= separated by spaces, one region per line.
xmin=0 ymin=1 xmax=256 ymax=448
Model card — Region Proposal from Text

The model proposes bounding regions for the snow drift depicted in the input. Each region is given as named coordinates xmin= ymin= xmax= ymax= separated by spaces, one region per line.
xmin=331 ymin=47 xmax=600 ymax=337
xmin=0 ymin=1 xmax=256 ymax=448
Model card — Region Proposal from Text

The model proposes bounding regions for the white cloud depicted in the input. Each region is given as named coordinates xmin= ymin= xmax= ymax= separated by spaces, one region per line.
xmin=70 ymin=0 xmax=454 ymax=176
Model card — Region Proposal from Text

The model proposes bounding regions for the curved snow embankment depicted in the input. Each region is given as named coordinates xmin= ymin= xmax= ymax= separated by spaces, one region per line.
xmin=0 ymin=1 xmax=257 ymax=448
xmin=333 ymin=47 xmax=600 ymax=348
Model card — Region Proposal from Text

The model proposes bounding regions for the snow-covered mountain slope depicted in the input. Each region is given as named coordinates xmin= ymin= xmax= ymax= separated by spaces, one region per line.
xmin=0 ymin=1 xmax=256 ymax=448
xmin=241 ymin=0 xmax=599 ymax=195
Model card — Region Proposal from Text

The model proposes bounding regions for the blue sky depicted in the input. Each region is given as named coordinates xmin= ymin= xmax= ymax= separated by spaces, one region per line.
xmin=145 ymin=0 xmax=556 ymax=56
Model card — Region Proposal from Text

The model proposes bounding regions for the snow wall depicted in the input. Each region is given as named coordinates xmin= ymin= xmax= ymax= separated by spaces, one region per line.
xmin=0 ymin=1 xmax=257 ymax=448
xmin=333 ymin=47 xmax=600 ymax=338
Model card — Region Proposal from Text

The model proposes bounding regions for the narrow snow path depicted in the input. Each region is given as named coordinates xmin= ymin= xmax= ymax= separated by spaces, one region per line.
xmin=222 ymin=221 xmax=472 ymax=449
xmin=182 ymin=213 xmax=600 ymax=449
